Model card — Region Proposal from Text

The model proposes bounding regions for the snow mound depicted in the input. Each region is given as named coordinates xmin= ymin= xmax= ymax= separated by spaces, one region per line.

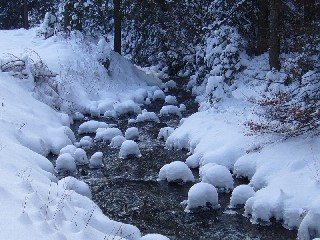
xmin=230 ymin=185 xmax=255 ymax=208
xmin=90 ymin=103 xmax=101 ymax=117
xmin=186 ymin=153 xmax=202 ymax=168
xmin=89 ymin=152 xmax=104 ymax=169
xmin=73 ymin=112 xmax=85 ymax=120
xmin=119 ymin=140 xmax=141 ymax=158
xmin=158 ymin=161 xmax=194 ymax=183
xmin=179 ymin=103 xmax=186 ymax=112
xmin=125 ymin=127 xmax=139 ymax=140
xmin=55 ymin=153 xmax=77 ymax=174
xmin=165 ymin=95 xmax=178 ymax=105
xmin=95 ymin=128 xmax=123 ymax=142
xmin=58 ymin=176 xmax=92 ymax=199
xmin=160 ymin=105 xmax=182 ymax=117
xmin=79 ymin=136 xmax=93 ymax=147
xmin=74 ymin=148 xmax=89 ymax=165
xmin=104 ymin=110 xmax=117 ymax=119
xmin=132 ymin=88 xmax=148 ymax=104
xmin=201 ymin=164 xmax=234 ymax=192
xmin=59 ymin=144 xmax=77 ymax=158
xmin=110 ymin=135 xmax=126 ymax=148
xmin=162 ymin=80 xmax=177 ymax=89
xmin=182 ymin=182 xmax=219 ymax=212
xmin=114 ymin=100 xmax=141 ymax=116
xmin=136 ymin=111 xmax=160 ymax=123
xmin=141 ymin=234 xmax=170 ymax=240
xmin=158 ymin=127 xmax=175 ymax=141
xmin=78 ymin=120 xmax=109 ymax=134
xmin=153 ymin=89 xmax=166 ymax=101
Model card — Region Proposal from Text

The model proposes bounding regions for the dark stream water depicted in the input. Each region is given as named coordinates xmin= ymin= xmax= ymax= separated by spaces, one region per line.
xmin=56 ymin=79 xmax=297 ymax=239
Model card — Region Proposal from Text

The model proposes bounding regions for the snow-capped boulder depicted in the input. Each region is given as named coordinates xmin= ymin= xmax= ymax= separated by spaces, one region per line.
xmin=79 ymin=136 xmax=93 ymax=147
xmin=141 ymin=234 xmax=170 ymax=240
xmin=182 ymin=182 xmax=219 ymax=212
xmin=95 ymin=127 xmax=123 ymax=142
xmin=165 ymin=95 xmax=178 ymax=105
xmin=229 ymin=185 xmax=255 ymax=208
xmin=78 ymin=120 xmax=109 ymax=134
xmin=104 ymin=110 xmax=117 ymax=119
xmin=74 ymin=148 xmax=88 ymax=165
xmin=58 ymin=176 xmax=92 ymax=199
xmin=201 ymin=164 xmax=233 ymax=192
xmin=157 ymin=127 xmax=174 ymax=141
xmin=119 ymin=140 xmax=141 ymax=158
xmin=136 ymin=111 xmax=160 ymax=123
xmin=125 ymin=127 xmax=139 ymax=140
xmin=185 ymin=153 xmax=202 ymax=169
xmin=153 ymin=89 xmax=166 ymax=101
xmin=160 ymin=105 xmax=182 ymax=117
xmin=158 ymin=161 xmax=194 ymax=183
xmin=59 ymin=144 xmax=77 ymax=158
xmin=179 ymin=103 xmax=186 ymax=112
xmin=55 ymin=153 xmax=77 ymax=174
xmin=89 ymin=152 xmax=104 ymax=169
xmin=162 ymin=80 xmax=176 ymax=89
xmin=110 ymin=135 xmax=126 ymax=148
xmin=114 ymin=100 xmax=141 ymax=116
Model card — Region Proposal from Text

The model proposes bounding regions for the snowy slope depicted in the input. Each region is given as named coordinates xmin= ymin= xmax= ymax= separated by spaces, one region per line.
xmin=0 ymin=28 xmax=162 ymax=240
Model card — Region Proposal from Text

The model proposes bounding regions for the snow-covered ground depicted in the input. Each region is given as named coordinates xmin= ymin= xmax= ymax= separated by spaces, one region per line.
xmin=0 ymin=28 xmax=163 ymax=240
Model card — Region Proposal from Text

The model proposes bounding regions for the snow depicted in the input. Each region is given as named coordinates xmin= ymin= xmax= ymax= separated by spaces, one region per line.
xmin=110 ymin=135 xmax=126 ymax=148
xmin=58 ymin=176 xmax=92 ymax=199
xmin=136 ymin=111 xmax=160 ymax=123
xmin=229 ymin=185 xmax=255 ymax=208
xmin=125 ymin=127 xmax=139 ymax=140
xmin=74 ymin=148 xmax=89 ymax=165
xmin=79 ymin=136 xmax=93 ymax=147
xmin=161 ymin=80 xmax=177 ymax=89
xmin=119 ymin=140 xmax=141 ymax=159
xmin=160 ymin=105 xmax=182 ymax=117
xmin=60 ymin=145 xmax=77 ymax=158
xmin=78 ymin=121 xmax=109 ymax=134
xmin=141 ymin=234 xmax=170 ymax=240
xmin=158 ymin=161 xmax=194 ymax=183
xmin=182 ymin=182 xmax=219 ymax=212
xmin=152 ymin=89 xmax=166 ymax=101
xmin=165 ymin=95 xmax=178 ymax=105
xmin=95 ymin=128 xmax=123 ymax=142
xmin=89 ymin=152 xmax=104 ymax=169
xmin=55 ymin=153 xmax=77 ymax=174
xmin=200 ymin=164 xmax=234 ymax=192
xmin=114 ymin=100 xmax=142 ymax=116
xmin=158 ymin=127 xmax=175 ymax=141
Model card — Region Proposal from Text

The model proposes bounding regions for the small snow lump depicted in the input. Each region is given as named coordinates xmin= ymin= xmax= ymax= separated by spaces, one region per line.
xmin=119 ymin=140 xmax=141 ymax=158
xmin=158 ymin=161 xmax=194 ymax=183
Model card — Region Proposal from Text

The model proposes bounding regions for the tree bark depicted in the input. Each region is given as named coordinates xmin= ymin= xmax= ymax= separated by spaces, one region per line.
xmin=256 ymin=0 xmax=269 ymax=55
xmin=23 ymin=0 xmax=29 ymax=29
xmin=114 ymin=0 xmax=122 ymax=54
xmin=269 ymin=0 xmax=281 ymax=70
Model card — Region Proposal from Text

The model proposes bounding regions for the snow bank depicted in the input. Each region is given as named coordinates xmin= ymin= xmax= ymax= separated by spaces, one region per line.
xmin=158 ymin=161 xmax=194 ymax=183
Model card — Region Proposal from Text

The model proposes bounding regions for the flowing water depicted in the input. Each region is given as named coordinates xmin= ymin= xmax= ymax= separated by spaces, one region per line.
xmin=56 ymin=79 xmax=297 ymax=239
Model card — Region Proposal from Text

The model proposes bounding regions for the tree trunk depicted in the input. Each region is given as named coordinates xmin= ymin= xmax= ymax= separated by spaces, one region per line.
xmin=256 ymin=0 xmax=269 ymax=55
xmin=269 ymin=0 xmax=281 ymax=70
xmin=23 ymin=0 xmax=29 ymax=29
xmin=304 ymin=0 xmax=316 ymax=24
xmin=114 ymin=0 xmax=122 ymax=54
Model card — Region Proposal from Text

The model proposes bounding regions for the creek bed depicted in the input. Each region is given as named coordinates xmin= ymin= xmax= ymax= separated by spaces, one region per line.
xmin=62 ymin=80 xmax=297 ymax=239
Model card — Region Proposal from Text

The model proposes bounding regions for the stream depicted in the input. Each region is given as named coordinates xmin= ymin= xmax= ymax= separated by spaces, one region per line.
xmin=56 ymin=78 xmax=297 ymax=239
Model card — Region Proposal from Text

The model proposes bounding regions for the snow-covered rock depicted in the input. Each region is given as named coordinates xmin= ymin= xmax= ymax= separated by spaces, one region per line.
xmin=158 ymin=161 xmax=194 ymax=183
xmin=230 ymin=185 xmax=255 ymax=208
xmin=95 ymin=127 xmax=123 ymax=142
xmin=110 ymin=135 xmax=126 ymax=148
xmin=119 ymin=140 xmax=141 ymax=158
xmin=179 ymin=103 xmax=186 ymax=112
xmin=55 ymin=153 xmax=77 ymax=174
xmin=153 ymin=89 xmax=166 ymax=101
xmin=90 ymin=103 xmax=101 ymax=117
xmin=78 ymin=120 xmax=109 ymax=134
xmin=132 ymin=88 xmax=148 ymax=104
xmin=201 ymin=164 xmax=233 ymax=192
xmin=182 ymin=182 xmax=219 ymax=212
xmin=89 ymin=152 xmax=104 ymax=169
xmin=73 ymin=112 xmax=85 ymax=120
xmin=74 ymin=148 xmax=88 ymax=165
xmin=104 ymin=110 xmax=117 ymax=119
xmin=185 ymin=153 xmax=202 ymax=168
xmin=59 ymin=144 xmax=77 ymax=158
xmin=136 ymin=111 xmax=160 ymax=123
xmin=158 ymin=127 xmax=174 ymax=141
xmin=58 ymin=176 xmax=92 ymax=199
xmin=114 ymin=100 xmax=141 ymax=116
xmin=165 ymin=95 xmax=178 ymax=105
xmin=125 ymin=127 xmax=139 ymax=140
xmin=160 ymin=105 xmax=182 ymax=117
xmin=79 ymin=136 xmax=93 ymax=147
xmin=162 ymin=80 xmax=177 ymax=89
